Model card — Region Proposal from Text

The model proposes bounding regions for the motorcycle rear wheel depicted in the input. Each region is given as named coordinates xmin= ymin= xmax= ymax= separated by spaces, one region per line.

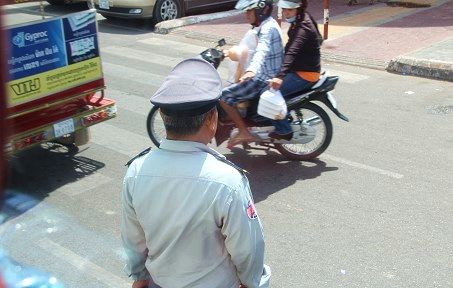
xmin=275 ymin=102 xmax=333 ymax=161
xmin=146 ymin=106 xmax=166 ymax=147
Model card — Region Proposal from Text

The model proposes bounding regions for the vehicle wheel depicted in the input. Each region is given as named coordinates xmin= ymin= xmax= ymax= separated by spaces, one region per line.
xmin=51 ymin=134 xmax=79 ymax=155
xmin=153 ymin=0 xmax=182 ymax=23
xmin=275 ymin=102 xmax=333 ymax=161
xmin=55 ymin=133 xmax=75 ymax=146
xmin=146 ymin=106 xmax=166 ymax=147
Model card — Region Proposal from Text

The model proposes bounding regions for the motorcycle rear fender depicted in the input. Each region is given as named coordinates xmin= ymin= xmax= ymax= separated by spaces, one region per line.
xmin=287 ymin=91 xmax=349 ymax=122
xmin=311 ymin=92 xmax=349 ymax=122
xmin=286 ymin=75 xmax=350 ymax=121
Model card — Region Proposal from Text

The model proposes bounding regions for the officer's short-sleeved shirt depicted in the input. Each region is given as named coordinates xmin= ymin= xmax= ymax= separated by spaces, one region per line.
xmin=121 ymin=140 xmax=269 ymax=288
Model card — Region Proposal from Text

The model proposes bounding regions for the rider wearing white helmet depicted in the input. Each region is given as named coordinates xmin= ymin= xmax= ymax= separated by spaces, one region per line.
xmin=235 ymin=0 xmax=275 ymax=27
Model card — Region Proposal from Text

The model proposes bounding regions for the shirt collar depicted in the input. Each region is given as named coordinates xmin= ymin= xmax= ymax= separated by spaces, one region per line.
xmin=159 ymin=139 xmax=226 ymax=160
xmin=256 ymin=16 xmax=270 ymax=30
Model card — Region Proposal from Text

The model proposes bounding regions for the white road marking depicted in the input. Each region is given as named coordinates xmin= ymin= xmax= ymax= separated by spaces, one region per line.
xmin=103 ymin=45 xmax=230 ymax=79
xmin=102 ymin=62 xmax=165 ymax=87
xmin=103 ymin=46 xmax=184 ymax=67
xmin=106 ymin=88 xmax=150 ymax=116
xmin=90 ymin=123 xmax=152 ymax=157
xmin=62 ymin=173 xmax=114 ymax=197
xmin=321 ymin=154 xmax=404 ymax=179
xmin=325 ymin=69 xmax=370 ymax=84
xmin=37 ymin=238 xmax=130 ymax=288
xmin=138 ymin=37 xmax=207 ymax=54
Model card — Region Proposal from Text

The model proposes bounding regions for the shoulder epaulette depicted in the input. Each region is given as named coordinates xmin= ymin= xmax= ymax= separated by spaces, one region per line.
xmin=125 ymin=147 xmax=152 ymax=167
xmin=210 ymin=153 xmax=248 ymax=175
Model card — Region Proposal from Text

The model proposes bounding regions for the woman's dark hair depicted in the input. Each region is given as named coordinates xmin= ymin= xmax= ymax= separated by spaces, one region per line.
xmin=296 ymin=0 xmax=308 ymax=19
xmin=294 ymin=0 xmax=324 ymax=45
xmin=301 ymin=0 xmax=308 ymax=11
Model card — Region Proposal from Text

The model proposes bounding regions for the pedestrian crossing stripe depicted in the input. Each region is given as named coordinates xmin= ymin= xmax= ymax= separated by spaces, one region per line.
xmin=90 ymin=122 xmax=152 ymax=157
xmin=138 ymin=37 xmax=210 ymax=55
xmin=105 ymin=88 xmax=150 ymax=116
xmin=102 ymin=62 xmax=166 ymax=87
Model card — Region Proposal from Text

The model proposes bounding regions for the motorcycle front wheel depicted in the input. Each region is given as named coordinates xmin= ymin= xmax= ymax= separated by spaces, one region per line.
xmin=275 ymin=102 xmax=333 ymax=161
xmin=146 ymin=106 xmax=166 ymax=147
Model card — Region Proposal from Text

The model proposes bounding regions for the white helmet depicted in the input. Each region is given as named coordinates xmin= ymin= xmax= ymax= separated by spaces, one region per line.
xmin=235 ymin=0 xmax=269 ymax=10
xmin=235 ymin=0 xmax=275 ymax=26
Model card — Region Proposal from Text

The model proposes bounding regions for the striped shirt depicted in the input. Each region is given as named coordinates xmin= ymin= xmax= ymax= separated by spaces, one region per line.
xmin=246 ymin=17 xmax=284 ymax=82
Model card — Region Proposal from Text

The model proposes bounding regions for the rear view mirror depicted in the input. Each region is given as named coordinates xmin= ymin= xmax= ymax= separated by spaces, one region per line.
xmin=218 ymin=39 xmax=226 ymax=47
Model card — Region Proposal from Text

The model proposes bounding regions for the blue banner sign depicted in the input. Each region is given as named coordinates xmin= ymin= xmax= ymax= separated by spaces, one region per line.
xmin=6 ymin=10 xmax=102 ymax=107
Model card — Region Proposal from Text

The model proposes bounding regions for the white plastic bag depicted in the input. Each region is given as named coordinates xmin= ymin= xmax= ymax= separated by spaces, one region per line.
xmin=239 ymin=28 xmax=258 ymax=67
xmin=257 ymin=89 xmax=287 ymax=120
xmin=226 ymin=29 xmax=258 ymax=84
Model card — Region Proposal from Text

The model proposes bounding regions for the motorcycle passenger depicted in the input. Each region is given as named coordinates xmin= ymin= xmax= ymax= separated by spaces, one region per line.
xmin=267 ymin=0 xmax=322 ymax=140
xmin=220 ymin=0 xmax=284 ymax=148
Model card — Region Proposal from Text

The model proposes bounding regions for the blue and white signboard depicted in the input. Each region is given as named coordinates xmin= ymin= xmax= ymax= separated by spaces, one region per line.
xmin=6 ymin=10 xmax=102 ymax=107
xmin=8 ymin=18 xmax=67 ymax=81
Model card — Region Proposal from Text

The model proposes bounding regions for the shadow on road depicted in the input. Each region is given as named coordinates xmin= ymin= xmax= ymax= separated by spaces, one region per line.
xmin=97 ymin=18 xmax=155 ymax=35
xmin=3 ymin=143 xmax=104 ymax=220
xmin=3 ymin=2 xmax=87 ymax=17
xmin=225 ymin=148 xmax=339 ymax=203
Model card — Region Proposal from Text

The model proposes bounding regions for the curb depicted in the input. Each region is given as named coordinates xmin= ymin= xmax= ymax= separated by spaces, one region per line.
xmin=154 ymin=10 xmax=243 ymax=34
xmin=386 ymin=57 xmax=453 ymax=82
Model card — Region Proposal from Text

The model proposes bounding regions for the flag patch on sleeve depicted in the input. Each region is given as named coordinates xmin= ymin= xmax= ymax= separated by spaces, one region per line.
xmin=246 ymin=200 xmax=257 ymax=219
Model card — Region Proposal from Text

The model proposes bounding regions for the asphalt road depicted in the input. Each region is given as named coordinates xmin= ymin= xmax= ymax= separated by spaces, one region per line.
xmin=2 ymin=3 xmax=453 ymax=288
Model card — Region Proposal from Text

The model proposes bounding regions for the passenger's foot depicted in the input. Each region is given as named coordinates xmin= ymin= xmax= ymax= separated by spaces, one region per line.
xmin=268 ymin=131 xmax=293 ymax=141
xmin=227 ymin=132 xmax=259 ymax=149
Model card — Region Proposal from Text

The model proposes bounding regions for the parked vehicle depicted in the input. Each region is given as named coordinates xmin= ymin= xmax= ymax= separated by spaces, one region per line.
xmin=2 ymin=3 xmax=117 ymax=155
xmin=88 ymin=0 xmax=236 ymax=23
xmin=147 ymin=39 xmax=349 ymax=161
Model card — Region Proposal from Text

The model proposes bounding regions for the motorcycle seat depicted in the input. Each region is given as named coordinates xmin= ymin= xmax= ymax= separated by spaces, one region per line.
xmin=312 ymin=71 xmax=328 ymax=89
xmin=281 ymin=71 xmax=328 ymax=100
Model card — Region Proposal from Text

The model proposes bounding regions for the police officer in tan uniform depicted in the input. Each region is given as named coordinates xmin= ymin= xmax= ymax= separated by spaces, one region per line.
xmin=121 ymin=58 xmax=271 ymax=288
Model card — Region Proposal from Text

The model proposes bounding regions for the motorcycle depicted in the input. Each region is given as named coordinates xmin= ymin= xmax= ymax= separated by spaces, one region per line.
xmin=146 ymin=39 xmax=349 ymax=161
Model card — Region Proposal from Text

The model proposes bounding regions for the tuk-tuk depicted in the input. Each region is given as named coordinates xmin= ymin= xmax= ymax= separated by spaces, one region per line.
xmin=2 ymin=0 xmax=117 ymax=155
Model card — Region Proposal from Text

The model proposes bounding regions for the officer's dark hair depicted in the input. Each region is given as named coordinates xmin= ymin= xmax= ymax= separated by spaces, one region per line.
xmin=160 ymin=108 xmax=214 ymax=136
